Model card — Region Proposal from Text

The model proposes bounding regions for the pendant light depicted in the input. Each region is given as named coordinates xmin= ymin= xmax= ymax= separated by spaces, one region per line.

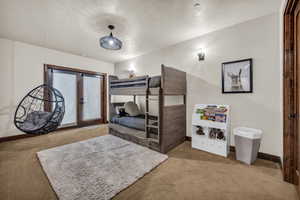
xmin=99 ymin=25 xmax=122 ymax=50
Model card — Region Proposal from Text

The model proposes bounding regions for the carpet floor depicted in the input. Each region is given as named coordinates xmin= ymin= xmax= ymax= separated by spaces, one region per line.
xmin=0 ymin=125 xmax=298 ymax=200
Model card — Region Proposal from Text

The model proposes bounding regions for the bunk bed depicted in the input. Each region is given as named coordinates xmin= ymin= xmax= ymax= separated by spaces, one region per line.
xmin=108 ymin=64 xmax=186 ymax=153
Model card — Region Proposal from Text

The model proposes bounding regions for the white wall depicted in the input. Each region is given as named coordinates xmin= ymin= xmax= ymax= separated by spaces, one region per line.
xmin=279 ymin=0 xmax=288 ymax=163
xmin=0 ymin=38 xmax=114 ymax=137
xmin=115 ymin=13 xmax=282 ymax=157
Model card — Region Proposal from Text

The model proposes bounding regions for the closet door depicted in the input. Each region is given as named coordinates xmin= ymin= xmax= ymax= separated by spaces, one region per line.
xmin=78 ymin=73 xmax=104 ymax=126
xmin=296 ymin=1 xmax=300 ymax=188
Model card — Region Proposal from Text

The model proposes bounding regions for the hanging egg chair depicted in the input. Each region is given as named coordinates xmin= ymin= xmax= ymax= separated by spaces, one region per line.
xmin=14 ymin=84 xmax=65 ymax=134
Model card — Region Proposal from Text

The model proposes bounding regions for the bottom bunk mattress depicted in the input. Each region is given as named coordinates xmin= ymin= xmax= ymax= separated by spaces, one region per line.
xmin=111 ymin=115 xmax=145 ymax=131
xmin=111 ymin=115 xmax=158 ymax=132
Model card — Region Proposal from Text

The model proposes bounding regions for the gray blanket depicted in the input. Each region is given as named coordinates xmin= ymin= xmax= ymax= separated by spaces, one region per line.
xmin=111 ymin=115 xmax=145 ymax=131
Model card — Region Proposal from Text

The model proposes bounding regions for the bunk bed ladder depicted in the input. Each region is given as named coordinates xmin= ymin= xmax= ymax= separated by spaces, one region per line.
xmin=157 ymin=88 xmax=162 ymax=144
xmin=145 ymin=89 xmax=160 ymax=145
xmin=145 ymin=88 xmax=149 ymax=139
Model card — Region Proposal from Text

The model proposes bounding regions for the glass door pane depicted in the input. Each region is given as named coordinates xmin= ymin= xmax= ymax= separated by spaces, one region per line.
xmin=82 ymin=75 xmax=102 ymax=121
xmin=52 ymin=70 xmax=77 ymax=127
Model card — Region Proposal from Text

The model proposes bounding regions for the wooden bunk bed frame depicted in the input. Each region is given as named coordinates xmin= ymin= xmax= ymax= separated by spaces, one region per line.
xmin=108 ymin=64 xmax=186 ymax=153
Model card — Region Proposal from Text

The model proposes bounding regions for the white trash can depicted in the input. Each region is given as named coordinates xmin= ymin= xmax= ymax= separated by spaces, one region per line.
xmin=234 ymin=127 xmax=263 ymax=164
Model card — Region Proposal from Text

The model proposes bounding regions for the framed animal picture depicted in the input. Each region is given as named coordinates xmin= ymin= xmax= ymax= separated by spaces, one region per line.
xmin=222 ymin=58 xmax=253 ymax=93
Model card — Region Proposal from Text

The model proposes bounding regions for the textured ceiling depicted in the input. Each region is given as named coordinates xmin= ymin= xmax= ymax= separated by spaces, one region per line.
xmin=0 ymin=0 xmax=282 ymax=63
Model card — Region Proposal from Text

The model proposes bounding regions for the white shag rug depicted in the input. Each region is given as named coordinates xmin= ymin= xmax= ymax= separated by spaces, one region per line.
xmin=37 ymin=135 xmax=168 ymax=200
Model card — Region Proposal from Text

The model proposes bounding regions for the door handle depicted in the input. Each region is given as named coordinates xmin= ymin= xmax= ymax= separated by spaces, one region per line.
xmin=289 ymin=113 xmax=298 ymax=119
xmin=79 ymin=97 xmax=84 ymax=104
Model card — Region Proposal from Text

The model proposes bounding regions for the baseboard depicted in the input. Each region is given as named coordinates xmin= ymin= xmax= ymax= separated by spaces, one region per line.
xmin=230 ymin=146 xmax=282 ymax=168
xmin=0 ymin=134 xmax=35 ymax=143
xmin=0 ymin=123 xmax=109 ymax=143
xmin=185 ymin=136 xmax=282 ymax=168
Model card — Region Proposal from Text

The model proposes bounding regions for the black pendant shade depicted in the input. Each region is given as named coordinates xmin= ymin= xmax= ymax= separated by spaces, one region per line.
xmin=100 ymin=25 xmax=122 ymax=50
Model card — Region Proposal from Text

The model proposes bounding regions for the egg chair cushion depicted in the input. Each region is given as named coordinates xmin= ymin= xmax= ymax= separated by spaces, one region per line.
xmin=19 ymin=111 xmax=52 ymax=131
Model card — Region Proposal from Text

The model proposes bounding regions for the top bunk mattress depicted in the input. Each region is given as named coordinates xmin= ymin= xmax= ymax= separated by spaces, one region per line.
xmin=110 ymin=76 xmax=161 ymax=89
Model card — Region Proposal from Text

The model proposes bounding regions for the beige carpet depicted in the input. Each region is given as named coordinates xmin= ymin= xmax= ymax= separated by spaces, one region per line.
xmin=0 ymin=125 xmax=298 ymax=200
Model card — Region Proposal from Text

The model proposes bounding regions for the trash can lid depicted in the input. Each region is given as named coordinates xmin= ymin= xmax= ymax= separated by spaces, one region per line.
xmin=234 ymin=127 xmax=263 ymax=139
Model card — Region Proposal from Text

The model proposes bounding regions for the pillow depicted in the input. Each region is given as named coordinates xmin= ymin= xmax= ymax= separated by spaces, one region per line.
xmin=124 ymin=101 xmax=140 ymax=117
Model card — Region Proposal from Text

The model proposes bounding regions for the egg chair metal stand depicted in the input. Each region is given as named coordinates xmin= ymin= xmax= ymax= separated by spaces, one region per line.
xmin=14 ymin=84 xmax=65 ymax=134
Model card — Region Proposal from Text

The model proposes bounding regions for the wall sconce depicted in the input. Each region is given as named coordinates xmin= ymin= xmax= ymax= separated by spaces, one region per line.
xmin=128 ymin=64 xmax=136 ymax=78
xmin=129 ymin=70 xmax=135 ymax=78
xmin=198 ymin=48 xmax=205 ymax=61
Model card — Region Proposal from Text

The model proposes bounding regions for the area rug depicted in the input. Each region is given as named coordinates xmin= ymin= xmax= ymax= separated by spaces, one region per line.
xmin=37 ymin=135 xmax=168 ymax=200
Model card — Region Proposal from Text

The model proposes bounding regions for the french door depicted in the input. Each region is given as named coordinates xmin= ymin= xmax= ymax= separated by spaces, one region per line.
xmin=44 ymin=64 xmax=107 ymax=128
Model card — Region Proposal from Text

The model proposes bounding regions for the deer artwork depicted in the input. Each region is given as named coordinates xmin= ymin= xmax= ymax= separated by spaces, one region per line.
xmin=227 ymin=68 xmax=243 ymax=91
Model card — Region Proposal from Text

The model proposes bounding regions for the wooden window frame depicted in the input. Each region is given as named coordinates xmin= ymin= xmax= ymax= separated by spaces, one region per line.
xmin=44 ymin=64 xmax=107 ymax=130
